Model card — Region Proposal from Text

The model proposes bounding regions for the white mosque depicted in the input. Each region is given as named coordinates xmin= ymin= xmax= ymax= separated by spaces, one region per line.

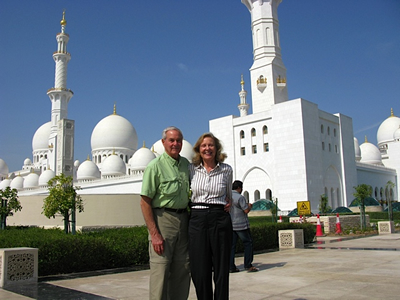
xmin=0 ymin=1 xmax=398 ymax=225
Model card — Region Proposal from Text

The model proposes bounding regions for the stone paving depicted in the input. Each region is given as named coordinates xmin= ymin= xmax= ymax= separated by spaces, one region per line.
xmin=1 ymin=234 xmax=400 ymax=299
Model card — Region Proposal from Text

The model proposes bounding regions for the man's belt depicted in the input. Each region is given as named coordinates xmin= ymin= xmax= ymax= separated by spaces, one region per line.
xmin=156 ymin=207 xmax=187 ymax=214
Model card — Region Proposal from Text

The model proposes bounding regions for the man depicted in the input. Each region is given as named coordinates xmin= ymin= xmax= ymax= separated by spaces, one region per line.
xmin=140 ymin=126 xmax=191 ymax=300
xmin=229 ymin=180 xmax=258 ymax=273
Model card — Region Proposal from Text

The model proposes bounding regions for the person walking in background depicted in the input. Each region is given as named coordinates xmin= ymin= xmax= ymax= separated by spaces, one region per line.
xmin=230 ymin=180 xmax=258 ymax=273
xmin=189 ymin=132 xmax=233 ymax=300
xmin=140 ymin=126 xmax=191 ymax=300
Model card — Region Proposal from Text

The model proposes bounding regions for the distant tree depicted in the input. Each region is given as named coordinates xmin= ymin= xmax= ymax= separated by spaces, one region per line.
xmin=319 ymin=194 xmax=331 ymax=214
xmin=0 ymin=186 xmax=22 ymax=230
xmin=42 ymin=174 xmax=84 ymax=234
xmin=353 ymin=184 xmax=372 ymax=230
xmin=386 ymin=180 xmax=395 ymax=221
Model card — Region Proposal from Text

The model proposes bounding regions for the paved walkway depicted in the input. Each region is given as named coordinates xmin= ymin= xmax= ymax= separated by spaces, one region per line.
xmin=2 ymin=234 xmax=400 ymax=299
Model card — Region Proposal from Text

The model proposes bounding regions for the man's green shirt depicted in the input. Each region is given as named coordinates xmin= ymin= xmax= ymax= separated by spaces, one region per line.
xmin=141 ymin=152 xmax=190 ymax=209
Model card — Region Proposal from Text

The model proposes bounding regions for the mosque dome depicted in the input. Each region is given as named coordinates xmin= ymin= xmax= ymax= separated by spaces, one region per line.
xmin=74 ymin=160 xmax=80 ymax=168
xmin=32 ymin=122 xmax=51 ymax=151
xmin=129 ymin=147 xmax=156 ymax=169
xmin=354 ymin=137 xmax=361 ymax=161
xmin=24 ymin=173 xmax=39 ymax=188
xmin=10 ymin=176 xmax=24 ymax=189
xmin=24 ymin=158 xmax=32 ymax=166
xmin=151 ymin=139 xmax=194 ymax=161
xmin=39 ymin=169 xmax=56 ymax=185
xmin=377 ymin=109 xmax=400 ymax=145
xmin=101 ymin=154 xmax=126 ymax=176
xmin=91 ymin=110 xmax=138 ymax=152
xmin=360 ymin=138 xmax=382 ymax=165
xmin=0 ymin=178 xmax=11 ymax=190
xmin=77 ymin=159 xmax=101 ymax=180
xmin=0 ymin=159 xmax=9 ymax=177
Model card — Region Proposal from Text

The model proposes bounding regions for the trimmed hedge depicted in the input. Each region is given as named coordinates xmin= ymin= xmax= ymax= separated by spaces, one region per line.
xmin=0 ymin=221 xmax=315 ymax=276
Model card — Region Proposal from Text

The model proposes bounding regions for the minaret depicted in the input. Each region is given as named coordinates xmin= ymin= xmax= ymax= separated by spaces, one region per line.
xmin=242 ymin=0 xmax=288 ymax=114
xmin=47 ymin=11 xmax=73 ymax=172
xmin=238 ymin=75 xmax=249 ymax=116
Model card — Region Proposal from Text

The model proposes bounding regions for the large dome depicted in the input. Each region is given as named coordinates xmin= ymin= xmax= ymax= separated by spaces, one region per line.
xmin=0 ymin=159 xmax=9 ymax=177
xmin=24 ymin=173 xmax=39 ymax=188
xmin=32 ymin=122 xmax=51 ymax=151
xmin=91 ymin=112 xmax=138 ymax=152
xmin=377 ymin=110 xmax=400 ymax=145
xmin=39 ymin=169 xmax=55 ymax=185
xmin=10 ymin=176 xmax=24 ymax=189
xmin=0 ymin=179 xmax=11 ymax=190
xmin=77 ymin=159 xmax=101 ymax=180
xmin=101 ymin=154 xmax=126 ymax=176
xmin=129 ymin=147 xmax=156 ymax=169
xmin=360 ymin=139 xmax=382 ymax=165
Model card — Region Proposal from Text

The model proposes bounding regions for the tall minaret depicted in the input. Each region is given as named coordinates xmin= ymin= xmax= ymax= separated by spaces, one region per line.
xmin=238 ymin=75 xmax=249 ymax=116
xmin=242 ymin=0 xmax=288 ymax=114
xmin=47 ymin=11 xmax=73 ymax=172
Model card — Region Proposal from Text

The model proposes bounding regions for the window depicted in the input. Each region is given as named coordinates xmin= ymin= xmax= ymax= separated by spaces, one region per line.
xmin=251 ymin=128 xmax=256 ymax=137
xmin=333 ymin=128 xmax=337 ymax=137
xmin=322 ymin=142 xmax=325 ymax=150
xmin=240 ymin=130 xmax=245 ymax=139
xmin=241 ymin=147 xmax=246 ymax=156
xmin=327 ymin=127 xmax=330 ymax=135
xmin=321 ymin=125 xmax=324 ymax=134
xmin=329 ymin=143 xmax=331 ymax=152
xmin=335 ymin=145 xmax=338 ymax=153
xmin=263 ymin=125 xmax=268 ymax=134
xmin=264 ymin=143 xmax=269 ymax=152
xmin=252 ymin=145 xmax=257 ymax=154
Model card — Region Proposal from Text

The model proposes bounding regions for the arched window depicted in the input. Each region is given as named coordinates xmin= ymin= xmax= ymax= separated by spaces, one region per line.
xmin=321 ymin=125 xmax=324 ymax=134
xmin=251 ymin=128 xmax=256 ymax=137
xmin=327 ymin=127 xmax=330 ymax=135
xmin=240 ymin=130 xmax=245 ymax=139
xmin=263 ymin=125 xmax=268 ymax=134
xmin=333 ymin=128 xmax=337 ymax=137
xmin=243 ymin=191 xmax=249 ymax=202
xmin=254 ymin=190 xmax=260 ymax=201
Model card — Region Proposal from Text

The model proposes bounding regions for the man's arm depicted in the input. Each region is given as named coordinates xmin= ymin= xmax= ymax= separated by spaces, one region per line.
xmin=140 ymin=195 xmax=164 ymax=255
xmin=239 ymin=196 xmax=252 ymax=214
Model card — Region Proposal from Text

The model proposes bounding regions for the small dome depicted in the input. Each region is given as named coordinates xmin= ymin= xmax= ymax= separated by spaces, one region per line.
xmin=151 ymin=139 xmax=193 ymax=161
xmin=91 ymin=112 xmax=138 ymax=152
xmin=0 ymin=178 xmax=11 ymax=190
xmin=77 ymin=160 xmax=101 ymax=180
xmin=101 ymin=154 xmax=126 ymax=176
xmin=129 ymin=147 xmax=156 ymax=169
xmin=39 ymin=169 xmax=56 ymax=185
xmin=360 ymin=139 xmax=382 ymax=165
xmin=354 ymin=137 xmax=361 ymax=161
xmin=24 ymin=158 xmax=32 ymax=166
xmin=32 ymin=122 xmax=51 ymax=151
xmin=377 ymin=109 xmax=400 ymax=145
xmin=24 ymin=173 xmax=39 ymax=188
xmin=10 ymin=176 xmax=24 ymax=189
xmin=0 ymin=159 xmax=9 ymax=177
xmin=74 ymin=160 xmax=80 ymax=168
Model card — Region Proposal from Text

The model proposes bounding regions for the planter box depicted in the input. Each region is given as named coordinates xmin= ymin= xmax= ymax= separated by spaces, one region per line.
xmin=378 ymin=221 xmax=395 ymax=234
xmin=278 ymin=229 xmax=304 ymax=249
xmin=0 ymin=247 xmax=38 ymax=287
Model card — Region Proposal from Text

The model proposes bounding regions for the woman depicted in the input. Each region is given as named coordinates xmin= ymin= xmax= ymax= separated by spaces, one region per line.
xmin=189 ymin=132 xmax=233 ymax=300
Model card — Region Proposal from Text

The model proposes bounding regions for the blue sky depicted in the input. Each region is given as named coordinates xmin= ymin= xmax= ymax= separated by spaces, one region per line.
xmin=1 ymin=0 xmax=399 ymax=172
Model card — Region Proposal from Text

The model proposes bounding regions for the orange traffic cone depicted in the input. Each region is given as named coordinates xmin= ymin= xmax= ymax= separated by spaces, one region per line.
xmin=278 ymin=215 xmax=282 ymax=223
xmin=316 ymin=214 xmax=324 ymax=237
xmin=335 ymin=213 xmax=342 ymax=234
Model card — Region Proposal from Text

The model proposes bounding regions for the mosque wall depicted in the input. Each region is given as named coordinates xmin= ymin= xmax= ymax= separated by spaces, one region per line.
xmin=7 ymin=194 xmax=145 ymax=228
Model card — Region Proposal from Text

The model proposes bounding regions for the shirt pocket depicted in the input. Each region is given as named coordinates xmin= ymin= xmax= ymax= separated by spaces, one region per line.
xmin=160 ymin=178 xmax=180 ymax=198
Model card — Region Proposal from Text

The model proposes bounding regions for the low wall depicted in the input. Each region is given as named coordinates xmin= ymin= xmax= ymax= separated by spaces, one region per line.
xmin=290 ymin=215 xmax=370 ymax=233
xmin=7 ymin=194 xmax=145 ymax=229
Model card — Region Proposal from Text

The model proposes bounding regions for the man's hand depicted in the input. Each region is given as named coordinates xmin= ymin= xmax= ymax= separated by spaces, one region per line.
xmin=151 ymin=232 xmax=165 ymax=255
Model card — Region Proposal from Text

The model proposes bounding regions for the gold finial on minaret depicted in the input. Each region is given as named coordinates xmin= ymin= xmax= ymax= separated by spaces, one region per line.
xmin=60 ymin=9 xmax=67 ymax=26
xmin=365 ymin=135 xmax=368 ymax=143
xmin=240 ymin=74 xmax=244 ymax=86
xmin=142 ymin=141 xmax=146 ymax=148
xmin=113 ymin=103 xmax=117 ymax=115
xmin=390 ymin=108 xmax=394 ymax=117
xmin=87 ymin=155 xmax=90 ymax=161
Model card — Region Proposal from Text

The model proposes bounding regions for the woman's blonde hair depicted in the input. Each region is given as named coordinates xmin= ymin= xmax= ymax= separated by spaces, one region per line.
xmin=192 ymin=132 xmax=227 ymax=166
